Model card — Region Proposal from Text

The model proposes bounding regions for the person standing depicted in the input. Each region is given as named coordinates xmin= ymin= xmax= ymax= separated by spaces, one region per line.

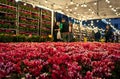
xmin=68 ymin=22 xmax=73 ymax=42
xmin=105 ymin=25 xmax=113 ymax=42
xmin=53 ymin=22 xmax=60 ymax=42
xmin=95 ymin=30 xmax=101 ymax=42
xmin=61 ymin=18 xmax=69 ymax=42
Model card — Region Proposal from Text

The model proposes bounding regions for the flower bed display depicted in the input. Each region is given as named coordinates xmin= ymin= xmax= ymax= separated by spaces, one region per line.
xmin=0 ymin=42 xmax=120 ymax=79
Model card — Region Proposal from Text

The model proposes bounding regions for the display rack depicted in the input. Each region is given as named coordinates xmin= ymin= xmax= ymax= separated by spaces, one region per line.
xmin=0 ymin=1 xmax=52 ymax=36
xmin=41 ymin=9 xmax=51 ymax=37
xmin=18 ymin=2 xmax=40 ymax=35
xmin=0 ymin=0 xmax=17 ymax=34
xmin=73 ymin=23 xmax=80 ymax=40
xmin=79 ymin=27 xmax=94 ymax=41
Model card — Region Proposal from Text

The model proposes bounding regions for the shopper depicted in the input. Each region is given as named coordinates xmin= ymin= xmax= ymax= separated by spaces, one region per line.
xmin=95 ymin=30 xmax=101 ymax=42
xmin=68 ymin=22 xmax=73 ymax=42
xmin=61 ymin=18 xmax=69 ymax=42
xmin=105 ymin=25 xmax=113 ymax=42
xmin=91 ymin=30 xmax=95 ymax=41
xmin=53 ymin=22 xmax=60 ymax=42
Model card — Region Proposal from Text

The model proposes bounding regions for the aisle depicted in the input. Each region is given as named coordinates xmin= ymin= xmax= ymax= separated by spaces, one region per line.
xmin=0 ymin=42 xmax=120 ymax=79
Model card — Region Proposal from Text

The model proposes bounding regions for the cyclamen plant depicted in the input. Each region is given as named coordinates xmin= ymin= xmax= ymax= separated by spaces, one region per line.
xmin=0 ymin=42 xmax=120 ymax=79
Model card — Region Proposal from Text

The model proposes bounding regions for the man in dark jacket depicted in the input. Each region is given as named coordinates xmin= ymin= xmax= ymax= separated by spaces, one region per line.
xmin=105 ymin=25 xmax=113 ymax=42
xmin=61 ymin=18 xmax=69 ymax=42
xmin=95 ymin=30 xmax=101 ymax=42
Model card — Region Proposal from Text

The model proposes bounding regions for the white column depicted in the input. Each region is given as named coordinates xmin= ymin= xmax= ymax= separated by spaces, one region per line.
xmin=51 ymin=10 xmax=54 ymax=36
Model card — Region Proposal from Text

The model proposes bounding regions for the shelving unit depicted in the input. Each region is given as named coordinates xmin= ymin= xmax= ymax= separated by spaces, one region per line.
xmin=41 ymin=9 xmax=51 ymax=37
xmin=0 ymin=1 xmax=52 ymax=36
xmin=73 ymin=23 xmax=80 ymax=40
xmin=79 ymin=28 xmax=94 ymax=41
xmin=0 ymin=0 xmax=17 ymax=34
xmin=18 ymin=2 xmax=40 ymax=35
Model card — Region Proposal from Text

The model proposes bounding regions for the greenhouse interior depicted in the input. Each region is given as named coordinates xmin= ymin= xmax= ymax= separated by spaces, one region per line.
xmin=0 ymin=0 xmax=120 ymax=79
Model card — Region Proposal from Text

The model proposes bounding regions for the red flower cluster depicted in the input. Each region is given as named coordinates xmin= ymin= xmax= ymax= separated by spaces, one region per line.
xmin=0 ymin=42 xmax=120 ymax=79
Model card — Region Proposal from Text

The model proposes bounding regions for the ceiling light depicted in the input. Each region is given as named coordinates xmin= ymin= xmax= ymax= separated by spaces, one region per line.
xmin=70 ymin=0 xmax=74 ymax=4
xmin=66 ymin=9 xmax=69 ymax=11
xmin=75 ymin=7 xmax=77 ymax=10
xmin=106 ymin=0 xmax=110 ymax=3
xmin=91 ymin=23 xmax=93 ymax=26
xmin=115 ymin=13 xmax=118 ymax=15
xmin=24 ymin=3 xmax=26 ymax=5
xmin=81 ymin=3 xmax=87 ymax=7
xmin=91 ymin=20 xmax=93 ymax=23
xmin=76 ymin=4 xmax=79 ymax=7
xmin=59 ymin=6 xmax=62 ymax=9
xmin=106 ymin=0 xmax=109 ymax=2
xmin=45 ymin=0 xmax=48 ymax=3
xmin=94 ymin=2 xmax=97 ymax=5
xmin=97 ymin=20 xmax=99 ymax=22
xmin=111 ymin=8 xmax=114 ymax=10
xmin=115 ymin=12 xmax=119 ymax=16
xmin=89 ymin=17 xmax=93 ymax=19
xmin=107 ymin=1 xmax=110 ymax=3
xmin=83 ymin=16 xmax=85 ymax=18
xmin=89 ymin=9 xmax=91 ymax=11
xmin=113 ymin=9 xmax=116 ymax=12
xmin=53 ymin=4 xmax=55 ymax=7
xmin=83 ymin=4 xmax=87 ymax=7
xmin=15 ymin=0 xmax=21 ymax=2
xmin=70 ymin=9 xmax=72 ymax=11
xmin=92 ymin=11 xmax=94 ymax=14
xmin=81 ymin=4 xmax=84 ymax=7
xmin=109 ymin=5 xmax=112 ymax=8
xmin=74 ymin=12 xmax=76 ymax=14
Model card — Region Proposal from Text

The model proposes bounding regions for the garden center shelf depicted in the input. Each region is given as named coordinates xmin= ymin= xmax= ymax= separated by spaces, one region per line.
xmin=0 ymin=0 xmax=52 ymax=37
